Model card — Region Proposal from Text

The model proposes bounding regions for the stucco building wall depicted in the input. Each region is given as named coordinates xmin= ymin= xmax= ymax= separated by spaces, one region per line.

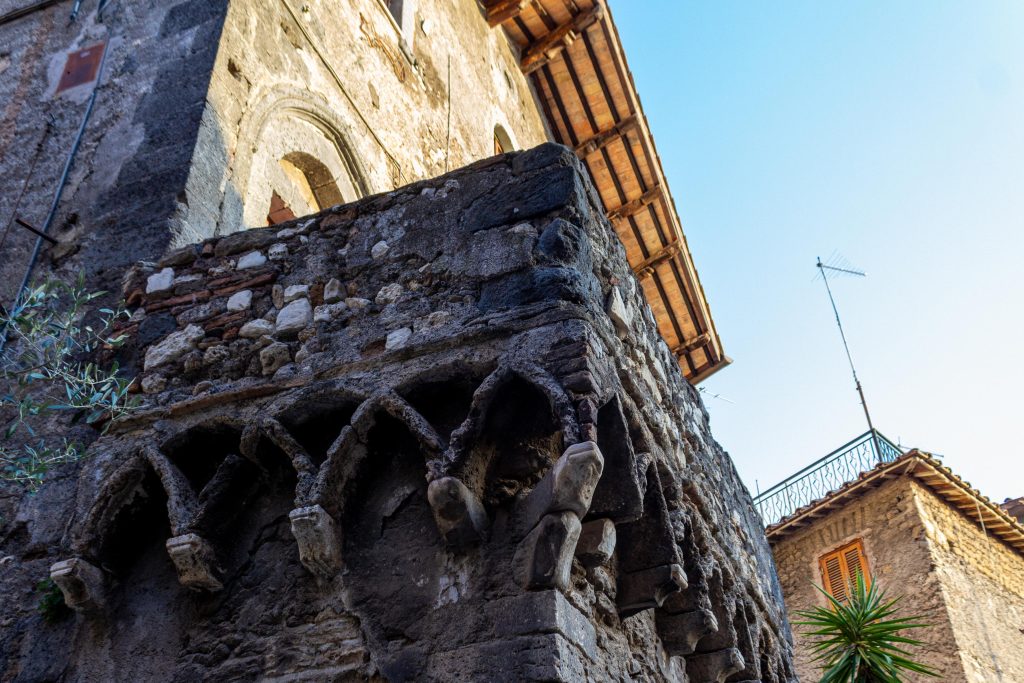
xmin=914 ymin=481 xmax=1024 ymax=682
xmin=771 ymin=477 xmax=966 ymax=682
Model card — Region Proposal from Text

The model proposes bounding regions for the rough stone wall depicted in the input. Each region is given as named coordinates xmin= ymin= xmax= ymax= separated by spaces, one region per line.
xmin=175 ymin=0 xmax=550 ymax=243
xmin=0 ymin=0 xmax=549 ymax=302
xmin=913 ymin=481 xmax=1024 ymax=682
xmin=0 ymin=0 xmax=230 ymax=301
xmin=771 ymin=479 xmax=956 ymax=681
xmin=0 ymin=144 xmax=792 ymax=681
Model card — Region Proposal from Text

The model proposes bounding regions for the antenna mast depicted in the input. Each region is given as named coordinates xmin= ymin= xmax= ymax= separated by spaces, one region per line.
xmin=816 ymin=256 xmax=882 ymax=460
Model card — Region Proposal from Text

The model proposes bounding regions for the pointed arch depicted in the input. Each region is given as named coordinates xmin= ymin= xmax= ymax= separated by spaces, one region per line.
xmin=231 ymin=88 xmax=372 ymax=230
xmin=441 ymin=363 xmax=578 ymax=508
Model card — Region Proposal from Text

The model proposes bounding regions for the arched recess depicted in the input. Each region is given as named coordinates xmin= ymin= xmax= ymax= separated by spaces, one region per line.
xmin=232 ymin=89 xmax=372 ymax=229
xmin=493 ymin=123 xmax=515 ymax=155
xmin=341 ymin=406 xmax=443 ymax=677
xmin=78 ymin=454 xmax=172 ymax=576
xmin=159 ymin=421 xmax=263 ymax=540
xmin=280 ymin=152 xmax=345 ymax=210
xmin=445 ymin=366 xmax=578 ymax=510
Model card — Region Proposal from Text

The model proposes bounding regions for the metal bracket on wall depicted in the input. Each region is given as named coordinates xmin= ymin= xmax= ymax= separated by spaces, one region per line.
xmin=13 ymin=218 xmax=57 ymax=245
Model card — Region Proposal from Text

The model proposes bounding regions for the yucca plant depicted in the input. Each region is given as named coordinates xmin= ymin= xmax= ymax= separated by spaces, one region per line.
xmin=795 ymin=574 xmax=938 ymax=682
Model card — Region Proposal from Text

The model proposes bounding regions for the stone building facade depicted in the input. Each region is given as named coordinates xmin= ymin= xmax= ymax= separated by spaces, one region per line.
xmin=0 ymin=0 xmax=546 ymax=303
xmin=0 ymin=0 xmax=725 ymax=382
xmin=1 ymin=146 xmax=797 ymax=681
xmin=0 ymin=1 xmax=779 ymax=680
xmin=1003 ymin=497 xmax=1024 ymax=525
xmin=768 ymin=450 xmax=1024 ymax=682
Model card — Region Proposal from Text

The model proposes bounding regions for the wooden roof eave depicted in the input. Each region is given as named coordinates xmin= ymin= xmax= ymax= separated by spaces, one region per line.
xmin=482 ymin=0 xmax=727 ymax=384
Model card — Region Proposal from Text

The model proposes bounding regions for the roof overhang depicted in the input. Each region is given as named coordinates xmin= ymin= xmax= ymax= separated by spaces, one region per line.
xmin=765 ymin=450 xmax=1024 ymax=557
xmin=483 ymin=0 xmax=728 ymax=383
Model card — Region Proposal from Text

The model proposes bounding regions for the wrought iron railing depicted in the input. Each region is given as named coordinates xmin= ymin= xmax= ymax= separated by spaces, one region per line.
xmin=753 ymin=430 xmax=903 ymax=527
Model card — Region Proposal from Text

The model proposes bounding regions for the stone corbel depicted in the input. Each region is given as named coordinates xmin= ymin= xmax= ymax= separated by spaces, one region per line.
xmin=656 ymin=607 xmax=718 ymax=657
xmin=427 ymin=476 xmax=489 ymax=549
xmin=511 ymin=442 xmax=604 ymax=592
xmin=512 ymin=511 xmax=581 ymax=591
xmin=574 ymin=518 xmax=616 ymax=567
xmin=684 ymin=648 xmax=745 ymax=683
xmin=50 ymin=557 xmax=105 ymax=613
xmin=289 ymin=504 xmax=343 ymax=579
xmin=617 ymin=563 xmax=687 ymax=617
xmin=165 ymin=533 xmax=223 ymax=592
xmin=517 ymin=441 xmax=604 ymax=535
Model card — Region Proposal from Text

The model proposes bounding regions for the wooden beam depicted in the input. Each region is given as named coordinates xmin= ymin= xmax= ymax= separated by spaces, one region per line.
xmin=521 ymin=4 xmax=603 ymax=74
xmin=574 ymin=115 xmax=639 ymax=157
xmin=484 ymin=0 xmax=528 ymax=27
xmin=674 ymin=334 xmax=711 ymax=357
xmin=631 ymin=240 xmax=678 ymax=278
xmin=0 ymin=0 xmax=62 ymax=27
xmin=608 ymin=185 xmax=661 ymax=223
xmin=672 ymin=333 xmax=711 ymax=357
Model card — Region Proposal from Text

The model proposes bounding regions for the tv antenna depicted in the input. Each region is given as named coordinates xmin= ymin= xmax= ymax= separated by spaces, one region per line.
xmin=816 ymin=253 xmax=882 ymax=459
xmin=698 ymin=386 xmax=735 ymax=404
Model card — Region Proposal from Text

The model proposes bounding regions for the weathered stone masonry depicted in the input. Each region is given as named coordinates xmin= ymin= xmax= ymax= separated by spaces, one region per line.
xmin=0 ymin=145 xmax=795 ymax=681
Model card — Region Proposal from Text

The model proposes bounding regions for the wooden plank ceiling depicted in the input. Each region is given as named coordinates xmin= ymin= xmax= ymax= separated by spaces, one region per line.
xmin=483 ymin=0 xmax=728 ymax=383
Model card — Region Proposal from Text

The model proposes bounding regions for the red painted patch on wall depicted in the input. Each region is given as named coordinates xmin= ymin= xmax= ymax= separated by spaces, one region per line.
xmin=56 ymin=43 xmax=105 ymax=93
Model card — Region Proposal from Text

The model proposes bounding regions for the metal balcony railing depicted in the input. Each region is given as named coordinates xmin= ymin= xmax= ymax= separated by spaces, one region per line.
xmin=753 ymin=430 xmax=904 ymax=527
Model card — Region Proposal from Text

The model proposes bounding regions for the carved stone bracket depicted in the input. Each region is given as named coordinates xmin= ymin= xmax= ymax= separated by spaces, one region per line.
xmin=289 ymin=505 xmax=343 ymax=579
xmin=517 ymin=441 xmax=604 ymax=535
xmin=617 ymin=563 xmax=687 ymax=617
xmin=50 ymin=558 xmax=105 ymax=613
xmin=512 ymin=442 xmax=603 ymax=592
xmin=165 ymin=534 xmax=223 ymax=592
xmin=513 ymin=510 xmax=582 ymax=591
xmin=685 ymin=647 xmax=745 ymax=683
xmin=574 ymin=518 xmax=616 ymax=567
xmin=656 ymin=607 xmax=718 ymax=657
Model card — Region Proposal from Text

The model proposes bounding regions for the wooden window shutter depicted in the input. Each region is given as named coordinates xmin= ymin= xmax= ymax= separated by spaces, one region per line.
xmin=819 ymin=539 xmax=870 ymax=603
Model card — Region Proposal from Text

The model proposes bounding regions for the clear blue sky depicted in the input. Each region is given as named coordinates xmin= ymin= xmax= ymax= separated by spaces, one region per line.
xmin=612 ymin=1 xmax=1024 ymax=503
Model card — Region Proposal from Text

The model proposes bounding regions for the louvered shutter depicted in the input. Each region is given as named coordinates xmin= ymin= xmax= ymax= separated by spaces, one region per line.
xmin=822 ymin=553 xmax=847 ymax=603
xmin=819 ymin=539 xmax=870 ymax=604
xmin=843 ymin=545 xmax=864 ymax=584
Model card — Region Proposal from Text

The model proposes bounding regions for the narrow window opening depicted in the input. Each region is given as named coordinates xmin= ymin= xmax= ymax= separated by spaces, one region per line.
xmin=387 ymin=0 xmax=405 ymax=25
xmin=267 ymin=190 xmax=296 ymax=226
xmin=494 ymin=124 xmax=514 ymax=155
